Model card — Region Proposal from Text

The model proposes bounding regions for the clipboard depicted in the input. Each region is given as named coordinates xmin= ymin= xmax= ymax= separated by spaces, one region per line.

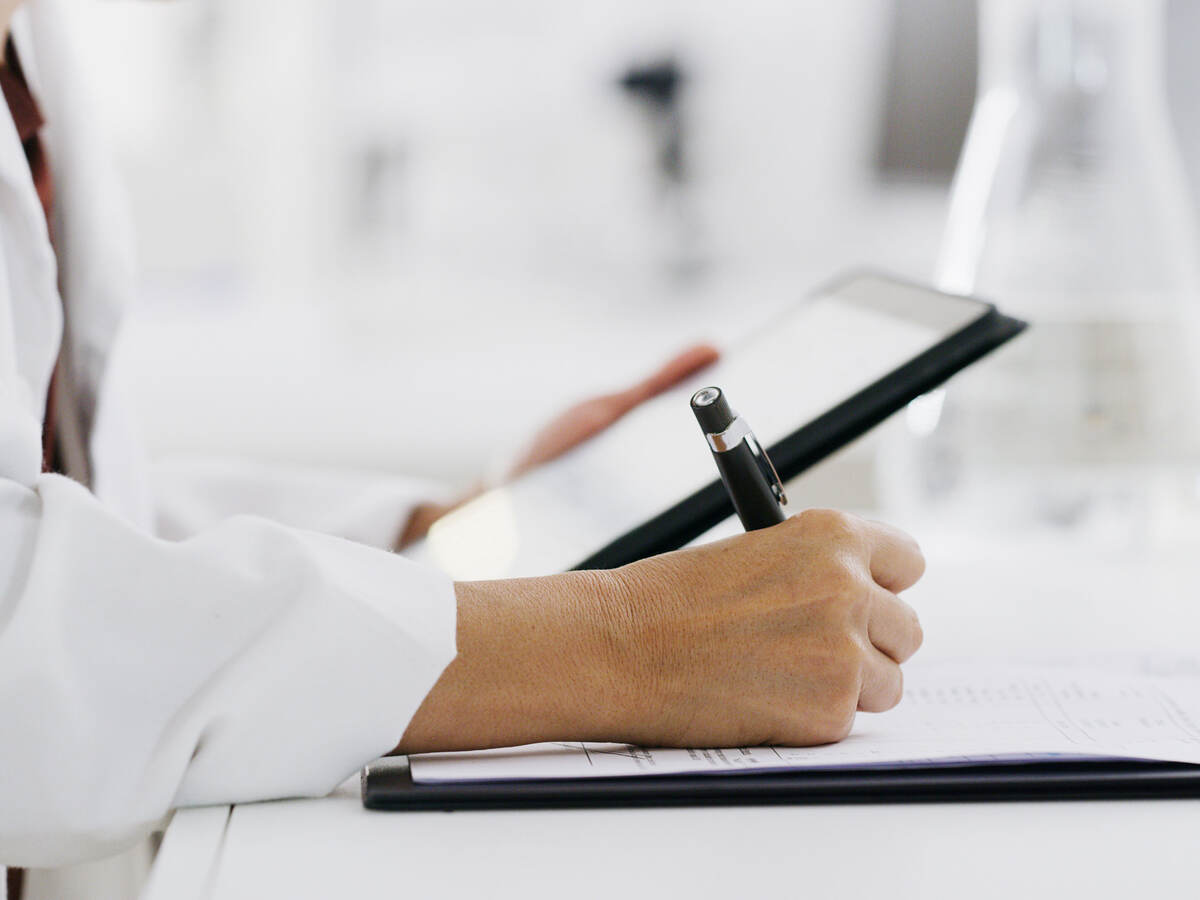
xmin=361 ymin=755 xmax=1200 ymax=810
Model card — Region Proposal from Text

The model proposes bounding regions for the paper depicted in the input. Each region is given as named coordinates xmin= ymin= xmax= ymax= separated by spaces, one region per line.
xmin=409 ymin=662 xmax=1200 ymax=783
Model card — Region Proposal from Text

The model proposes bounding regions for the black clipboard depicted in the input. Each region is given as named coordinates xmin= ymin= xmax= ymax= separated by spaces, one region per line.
xmin=573 ymin=273 xmax=1027 ymax=570
xmin=362 ymin=755 xmax=1200 ymax=810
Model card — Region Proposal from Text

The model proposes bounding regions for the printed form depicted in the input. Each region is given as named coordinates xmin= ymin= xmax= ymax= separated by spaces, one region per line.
xmin=410 ymin=662 xmax=1200 ymax=783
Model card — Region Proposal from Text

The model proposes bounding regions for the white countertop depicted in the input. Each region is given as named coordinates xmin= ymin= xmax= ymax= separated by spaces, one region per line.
xmin=181 ymin=780 xmax=1200 ymax=900
xmin=144 ymin=542 xmax=1200 ymax=899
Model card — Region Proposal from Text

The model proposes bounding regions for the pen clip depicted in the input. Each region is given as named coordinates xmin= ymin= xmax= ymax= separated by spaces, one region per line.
xmin=744 ymin=433 xmax=788 ymax=507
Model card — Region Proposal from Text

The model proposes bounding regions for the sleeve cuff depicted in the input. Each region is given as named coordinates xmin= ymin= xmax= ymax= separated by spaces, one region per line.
xmin=173 ymin=531 xmax=458 ymax=807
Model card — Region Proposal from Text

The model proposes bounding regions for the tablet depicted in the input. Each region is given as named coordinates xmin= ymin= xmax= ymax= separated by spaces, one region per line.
xmin=411 ymin=271 xmax=1026 ymax=579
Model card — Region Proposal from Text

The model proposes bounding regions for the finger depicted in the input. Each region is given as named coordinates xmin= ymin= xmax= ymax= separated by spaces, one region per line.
xmin=628 ymin=344 xmax=721 ymax=404
xmin=858 ymin=646 xmax=905 ymax=713
xmin=860 ymin=519 xmax=926 ymax=593
xmin=867 ymin=585 xmax=923 ymax=664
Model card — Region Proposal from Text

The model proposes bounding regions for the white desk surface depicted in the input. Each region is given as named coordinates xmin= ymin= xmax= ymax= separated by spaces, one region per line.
xmin=145 ymin=539 xmax=1200 ymax=900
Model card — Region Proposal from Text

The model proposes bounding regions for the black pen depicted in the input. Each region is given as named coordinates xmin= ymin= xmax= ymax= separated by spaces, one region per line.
xmin=691 ymin=386 xmax=787 ymax=531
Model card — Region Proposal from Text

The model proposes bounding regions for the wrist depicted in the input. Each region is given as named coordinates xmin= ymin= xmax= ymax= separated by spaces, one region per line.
xmin=396 ymin=569 xmax=645 ymax=752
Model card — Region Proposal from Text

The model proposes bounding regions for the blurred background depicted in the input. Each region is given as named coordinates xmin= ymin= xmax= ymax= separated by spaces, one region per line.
xmin=73 ymin=0 xmax=1200 ymax=521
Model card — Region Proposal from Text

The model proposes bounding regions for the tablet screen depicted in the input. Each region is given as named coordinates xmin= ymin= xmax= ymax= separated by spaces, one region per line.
xmin=416 ymin=274 xmax=990 ymax=579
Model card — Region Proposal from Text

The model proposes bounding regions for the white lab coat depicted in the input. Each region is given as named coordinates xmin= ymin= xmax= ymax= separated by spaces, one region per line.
xmin=0 ymin=0 xmax=458 ymax=884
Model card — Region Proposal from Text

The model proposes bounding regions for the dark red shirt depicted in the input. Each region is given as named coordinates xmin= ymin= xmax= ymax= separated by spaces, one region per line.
xmin=1 ymin=37 xmax=59 ymax=475
xmin=1 ymin=38 xmax=53 ymax=227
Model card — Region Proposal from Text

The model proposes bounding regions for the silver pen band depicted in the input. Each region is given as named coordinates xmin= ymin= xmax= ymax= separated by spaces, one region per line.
xmin=706 ymin=417 xmax=751 ymax=453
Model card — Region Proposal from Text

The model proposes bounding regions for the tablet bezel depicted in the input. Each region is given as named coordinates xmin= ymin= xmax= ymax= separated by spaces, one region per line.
xmin=572 ymin=271 xmax=1026 ymax=570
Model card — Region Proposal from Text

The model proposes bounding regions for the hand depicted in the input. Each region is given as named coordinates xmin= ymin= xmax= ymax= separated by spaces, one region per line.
xmin=397 ymin=509 xmax=925 ymax=752
xmin=506 ymin=343 xmax=720 ymax=479
xmin=397 ymin=344 xmax=719 ymax=547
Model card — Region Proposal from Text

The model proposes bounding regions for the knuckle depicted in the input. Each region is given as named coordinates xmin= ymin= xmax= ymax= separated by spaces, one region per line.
xmin=819 ymin=638 xmax=866 ymax=697
xmin=815 ymin=560 xmax=868 ymax=614
xmin=795 ymin=507 xmax=859 ymax=544
xmin=827 ymin=559 xmax=864 ymax=595
xmin=887 ymin=526 xmax=926 ymax=576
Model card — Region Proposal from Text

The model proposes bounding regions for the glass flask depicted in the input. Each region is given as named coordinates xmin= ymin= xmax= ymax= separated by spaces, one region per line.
xmin=900 ymin=0 xmax=1200 ymax=545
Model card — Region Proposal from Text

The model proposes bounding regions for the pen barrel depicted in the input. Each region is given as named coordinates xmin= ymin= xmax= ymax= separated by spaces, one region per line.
xmin=712 ymin=443 xmax=788 ymax=531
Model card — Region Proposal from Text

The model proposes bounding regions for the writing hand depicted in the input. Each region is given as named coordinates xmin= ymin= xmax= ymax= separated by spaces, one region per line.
xmin=398 ymin=509 xmax=925 ymax=752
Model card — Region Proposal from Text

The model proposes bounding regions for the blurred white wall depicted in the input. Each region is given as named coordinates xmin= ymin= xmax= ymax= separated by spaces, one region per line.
xmin=72 ymin=0 xmax=953 ymax=486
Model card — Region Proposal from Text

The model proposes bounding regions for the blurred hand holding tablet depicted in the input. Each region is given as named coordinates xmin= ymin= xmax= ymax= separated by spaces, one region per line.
xmin=411 ymin=271 xmax=1026 ymax=580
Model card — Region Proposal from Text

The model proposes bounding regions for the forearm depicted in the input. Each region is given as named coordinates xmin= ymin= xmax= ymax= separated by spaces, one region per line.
xmin=397 ymin=572 xmax=646 ymax=752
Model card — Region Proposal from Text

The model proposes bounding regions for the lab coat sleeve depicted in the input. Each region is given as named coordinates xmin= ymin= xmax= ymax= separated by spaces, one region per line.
xmin=0 ymin=472 xmax=458 ymax=868
xmin=150 ymin=455 xmax=452 ymax=550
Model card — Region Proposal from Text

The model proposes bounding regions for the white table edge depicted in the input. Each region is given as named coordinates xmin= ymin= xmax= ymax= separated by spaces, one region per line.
xmin=140 ymin=804 xmax=233 ymax=900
